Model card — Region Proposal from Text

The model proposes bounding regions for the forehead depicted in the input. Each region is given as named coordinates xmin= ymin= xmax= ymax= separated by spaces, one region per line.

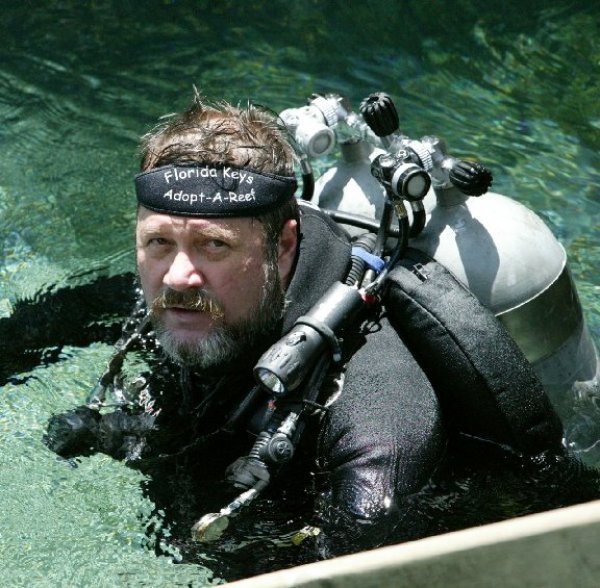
xmin=136 ymin=206 xmax=263 ymax=239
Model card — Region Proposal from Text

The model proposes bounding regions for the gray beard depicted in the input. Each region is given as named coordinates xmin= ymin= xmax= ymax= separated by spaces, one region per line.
xmin=150 ymin=261 xmax=285 ymax=372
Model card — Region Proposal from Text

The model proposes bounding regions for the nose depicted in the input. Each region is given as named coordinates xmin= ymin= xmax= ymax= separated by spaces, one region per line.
xmin=163 ymin=250 xmax=205 ymax=290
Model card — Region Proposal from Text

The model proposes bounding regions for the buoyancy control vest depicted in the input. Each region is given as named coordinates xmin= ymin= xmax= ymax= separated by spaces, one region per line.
xmin=384 ymin=248 xmax=564 ymax=454
xmin=255 ymin=203 xmax=564 ymax=457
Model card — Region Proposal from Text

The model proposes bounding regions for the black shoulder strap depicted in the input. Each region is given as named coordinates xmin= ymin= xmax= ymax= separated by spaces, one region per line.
xmin=384 ymin=248 xmax=563 ymax=455
xmin=282 ymin=203 xmax=352 ymax=334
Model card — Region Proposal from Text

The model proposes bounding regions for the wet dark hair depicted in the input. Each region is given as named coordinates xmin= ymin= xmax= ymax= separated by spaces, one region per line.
xmin=139 ymin=93 xmax=300 ymax=255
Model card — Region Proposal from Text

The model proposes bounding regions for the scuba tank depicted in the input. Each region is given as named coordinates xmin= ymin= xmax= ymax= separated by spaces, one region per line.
xmin=280 ymin=92 xmax=600 ymax=430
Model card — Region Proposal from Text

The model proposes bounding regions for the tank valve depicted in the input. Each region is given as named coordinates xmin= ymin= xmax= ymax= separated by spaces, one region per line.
xmin=371 ymin=152 xmax=431 ymax=202
xmin=449 ymin=160 xmax=493 ymax=196
xmin=279 ymin=94 xmax=349 ymax=158
xmin=360 ymin=92 xmax=400 ymax=148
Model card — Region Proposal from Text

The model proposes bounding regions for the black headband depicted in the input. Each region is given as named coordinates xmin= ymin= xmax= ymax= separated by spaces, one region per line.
xmin=135 ymin=164 xmax=297 ymax=217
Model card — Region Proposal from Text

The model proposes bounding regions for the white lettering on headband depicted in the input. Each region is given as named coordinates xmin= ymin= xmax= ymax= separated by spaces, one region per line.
xmin=135 ymin=164 xmax=297 ymax=217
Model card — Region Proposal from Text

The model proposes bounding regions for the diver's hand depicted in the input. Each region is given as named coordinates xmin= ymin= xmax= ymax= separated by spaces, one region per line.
xmin=43 ymin=405 xmax=101 ymax=458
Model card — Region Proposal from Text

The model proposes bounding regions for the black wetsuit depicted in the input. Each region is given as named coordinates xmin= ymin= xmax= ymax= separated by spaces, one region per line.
xmin=43 ymin=201 xmax=565 ymax=557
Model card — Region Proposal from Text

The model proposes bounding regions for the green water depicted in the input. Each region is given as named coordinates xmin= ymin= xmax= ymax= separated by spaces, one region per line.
xmin=1 ymin=1 xmax=599 ymax=585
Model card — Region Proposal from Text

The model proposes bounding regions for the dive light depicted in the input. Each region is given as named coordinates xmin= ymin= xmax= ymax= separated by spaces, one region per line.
xmin=254 ymin=282 xmax=364 ymax=396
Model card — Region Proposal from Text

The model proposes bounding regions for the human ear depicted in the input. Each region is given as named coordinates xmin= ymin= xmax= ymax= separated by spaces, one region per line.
xmin=277 ymin=219 xmax=298 ymax=288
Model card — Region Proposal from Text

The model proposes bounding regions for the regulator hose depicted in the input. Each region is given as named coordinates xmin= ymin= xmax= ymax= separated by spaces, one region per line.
xmin=322 ymin=209 xmax=400 ymax=238
xmin=409 ymin=201 xmax=426 ymax=237
xmin=346 ymin=232 xmax=378 ymax=286
xmin=299 ymin=154 xmax=314 ymax=201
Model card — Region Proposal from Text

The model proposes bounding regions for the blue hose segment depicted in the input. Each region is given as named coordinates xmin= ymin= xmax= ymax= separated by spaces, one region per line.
xmin=352 ymin=246 xmax=385 ymax=273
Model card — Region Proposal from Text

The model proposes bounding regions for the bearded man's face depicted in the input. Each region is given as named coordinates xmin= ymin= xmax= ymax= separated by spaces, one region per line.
xmin=135 ymin=207 xmax=287 ymax=370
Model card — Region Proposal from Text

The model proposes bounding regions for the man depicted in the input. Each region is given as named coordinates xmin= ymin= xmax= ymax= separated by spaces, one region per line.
xmin=135 ymin=96 xmax=447 ymax=536
xmin=45 ymin=95 xmax=565 ymax=558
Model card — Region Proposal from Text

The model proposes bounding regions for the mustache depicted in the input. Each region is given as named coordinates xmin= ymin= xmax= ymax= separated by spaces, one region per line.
xmin=150 ymin=288 xmax=225 ymax=320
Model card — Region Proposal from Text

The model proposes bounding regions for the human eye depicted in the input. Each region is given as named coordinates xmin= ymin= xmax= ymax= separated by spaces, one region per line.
xmin=198 ymin=236 xmax=234 ymax=259
xmin=206 ymin=238 xmax=228 ymax=249
xmin=141 ymin=234 xmax=173 ymax=252
xmin=148 ymin=236 xmax=170 ymax=246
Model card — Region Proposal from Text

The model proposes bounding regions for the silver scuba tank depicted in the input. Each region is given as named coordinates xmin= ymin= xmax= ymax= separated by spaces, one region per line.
xmin=413 ymin=185 xmax=600 ymax=417
xmin=281 ymin=92 xmax=600 ymax=433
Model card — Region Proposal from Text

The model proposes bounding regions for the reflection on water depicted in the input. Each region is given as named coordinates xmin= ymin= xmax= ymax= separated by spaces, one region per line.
xmin=1 ymin=0 xmax=599 ymax=585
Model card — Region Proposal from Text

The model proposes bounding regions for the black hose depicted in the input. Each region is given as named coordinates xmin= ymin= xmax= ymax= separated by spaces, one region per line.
xmin=299 ymin=155 xmax=314 ymax=201
xmin=346 ymin=232 xmax=378 ymax=286
xmin=364 ymin=213 xmax=409 ymax=295
xmin=409 ymin=202 xmax=426 ymax=237
xmin=301 ymin=173 xmax=314 ymax=201
xmin=323 ymin=209 xmax=400 ymax=237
